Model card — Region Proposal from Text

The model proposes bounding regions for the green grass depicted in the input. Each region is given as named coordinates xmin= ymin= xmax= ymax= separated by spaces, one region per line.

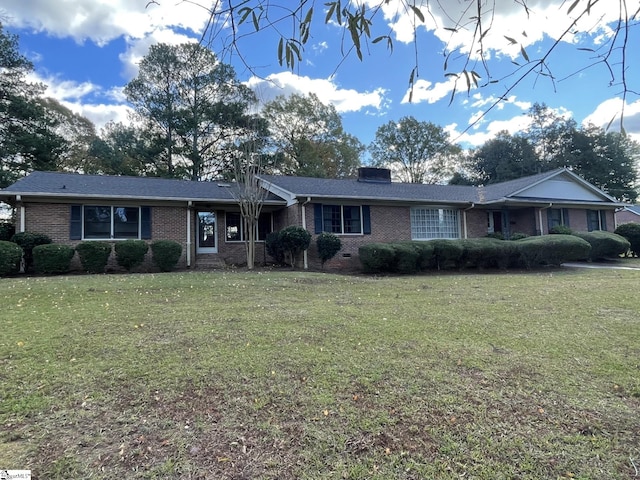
xmin=1 ymin=268 xmax=639 ymax=479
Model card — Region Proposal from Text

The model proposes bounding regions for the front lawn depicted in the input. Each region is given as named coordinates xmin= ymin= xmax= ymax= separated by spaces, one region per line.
xmin=1 ymin=269 xmax=639 ymax=479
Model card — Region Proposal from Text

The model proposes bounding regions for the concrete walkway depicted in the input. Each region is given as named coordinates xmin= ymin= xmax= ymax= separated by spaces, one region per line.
xmin=563 ymin=262 xmax=640 ymax=270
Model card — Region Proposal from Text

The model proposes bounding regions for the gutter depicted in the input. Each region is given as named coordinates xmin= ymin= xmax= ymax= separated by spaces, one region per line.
xmin=538 ymin=203 xmax=552 ymax=235
xmin=300 ymin=197 xmax=311 ymax=269
xmin=462 ymin=203 xmax=475 ymax=239
xmin=186 ymin=201 xmax=192 ymax=268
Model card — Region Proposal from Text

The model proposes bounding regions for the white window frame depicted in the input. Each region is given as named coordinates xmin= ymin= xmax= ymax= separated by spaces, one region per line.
xmin=322 ymin=205 xmax=363 ymax=235
xmin=82 ymin=205 xmax=142 ymax=240
xmin=410 ymin=207 xmax=461 ymax=240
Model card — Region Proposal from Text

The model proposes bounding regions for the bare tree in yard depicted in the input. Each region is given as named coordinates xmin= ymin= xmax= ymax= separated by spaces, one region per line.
xmin=229 ymin=151 xmax=269 ymax=270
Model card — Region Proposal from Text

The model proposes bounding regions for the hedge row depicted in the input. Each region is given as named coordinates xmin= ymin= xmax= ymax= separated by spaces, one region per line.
xmin=0 ymin=237 xmax=183 ymax=276
xmin=359 ymin=235 xmax=595 ymax=274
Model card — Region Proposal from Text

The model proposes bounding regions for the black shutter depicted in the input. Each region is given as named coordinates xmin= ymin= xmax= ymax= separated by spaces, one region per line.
xmin=601 ymin=210 xmax=607 ymax=231
xmin=362 ymin=205 xmax=371 ymax=234
xmin=141 ymin=207 xmax=152 ymax=239
xmin=70 ymin=205 xmax=82 ymax=240
xmin=314 ymin=204 xmax=323 ymax=234
xmin=563 ymin=208 xmax=570 ymax=227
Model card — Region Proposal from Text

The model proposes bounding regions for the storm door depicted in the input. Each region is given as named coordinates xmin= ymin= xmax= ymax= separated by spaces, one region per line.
xmin=197 ymin=211 xmax=217 ymax=253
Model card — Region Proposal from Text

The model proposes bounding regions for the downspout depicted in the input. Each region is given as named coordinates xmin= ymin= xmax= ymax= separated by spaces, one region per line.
xmin=186 ymin=201 xmax=192 ymax=268
xmin=17 ymin=195 xmax=25 ymax=232
xmin=539 ymin=203 xmax=552 ymax=235
xmin=301 ymin=197 xmax=311 ymax=269
xmin=463 ymin=203 xmax=475 ymax=239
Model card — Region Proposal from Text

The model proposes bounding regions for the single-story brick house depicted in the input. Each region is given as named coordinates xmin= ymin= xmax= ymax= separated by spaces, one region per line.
xmin=0 ymin=167 xmax=626 ymax=270
xmin=615 ymin=205 xmax=640 ymax=225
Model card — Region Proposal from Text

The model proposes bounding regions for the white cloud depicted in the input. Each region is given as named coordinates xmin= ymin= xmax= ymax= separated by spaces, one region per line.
xmin=246 ymin=71 xmax=388 ymax=113
xmin=583 ymin=98 xmax=640 ymax=143
xmin=401 ymin=77 xmax=458 ymax=104
xmin=2 ymin=0 xmax=208 ymax=44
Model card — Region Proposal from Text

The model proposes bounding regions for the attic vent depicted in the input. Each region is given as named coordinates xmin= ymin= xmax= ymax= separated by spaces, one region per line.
xmin=357 ymin=167 xmax=391 ymax=183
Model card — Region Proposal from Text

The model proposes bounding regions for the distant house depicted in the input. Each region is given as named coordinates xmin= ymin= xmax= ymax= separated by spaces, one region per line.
xmin=0 ymin=167 xmax=626 ymax=270
xmin=615 ymin=205 xmax=640 ymax=225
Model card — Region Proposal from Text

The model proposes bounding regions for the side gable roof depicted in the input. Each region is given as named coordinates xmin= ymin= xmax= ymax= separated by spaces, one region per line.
xmin=1 ymin=171 xmax=285 ymax=204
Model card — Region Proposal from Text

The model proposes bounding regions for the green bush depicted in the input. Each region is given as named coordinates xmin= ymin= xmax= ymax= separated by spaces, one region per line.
xmin=10 ymin=231 xmax=52 ymax=272
xmin=430 ymin=239 xmax=465 ymax=270
xmin=33 ymin=244 xmax=75 ymax=274
xmin=76 ymin=242 xmax=112 ymax=274
xmin=359 ymin=243 xmax=396 ymax=273
xmin=460 ymin=238 xmax=503 ymax=270
xmin=515 ymin=234 xmax=591 ymax=268
xmin=277 ymin=226 xmax=311 ymax=268
xmin=316 ymin=232 xmax=342 ymax=267
xmin=0 ymin=222 xmax=15 ymax=241
xmin=0 ymin=240 xmax=22 ymax=276
xmin=509 ymin=232 xmax=529 ymax=240
xmin=266 ymin=232 xmax=286 ymax=264
xmin=391 ymin=243 xmax=420 ymax=274
xmin=549 ymin=225 xmax=573 ymax=235
xmin=614 ymin=223 xmax=640 ymax=257
xmin=572 ymin=231 xmax=630 ymax=261
xmin=151 ymin=240 xmax=183 ymax=272
xmin=114 ymin=240 xmax=149 ymax=272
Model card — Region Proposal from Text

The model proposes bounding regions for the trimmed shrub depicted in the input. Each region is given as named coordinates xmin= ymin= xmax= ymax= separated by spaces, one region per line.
xmin=392 ymin=243 xmax=420 ymax=274
xmin=265 ymin=232 xmax=286 ymax=264
xmin=151 ymin=240 xmax=183 ymax=272
xmin=277 ymin=226 xmax=311 ymax=268
xmin=486 ymin=232 xmax=504 ymax=240
xmin=572 ymin=231 xmax=630 ymax=261
xmin=0 ymin=222 xmax=15 ymax=241
xmin=0 ymin=240 xmax=22 ymax=276
xmin=33 ymin=244 xmax=75 ymax=274
xmin=430 ymin=239 xmax=464 ymax=270
xmin=549 ymin=225 xmax=573 ymax=235
xmin=10 ymin=232 xmax=52 ymax=272
xmin=114 ymin=240 xmax=149 ymax=272
xmin=76 ymin=242 xmax=112 ymax=274
xmin=359 ymin=243 xmax=396 ymax=273
xmin=460 ymin=237 xmax=503 ymax=270
xmin=614 ymin=223 xmax=640 ymax=257
xmin=316 ymin=232 xmax=342 ymax=267
xmin=509 ymin=232 xmax=529 ymax=240
xmin=515 ymin=234 xmax=591 ymax=268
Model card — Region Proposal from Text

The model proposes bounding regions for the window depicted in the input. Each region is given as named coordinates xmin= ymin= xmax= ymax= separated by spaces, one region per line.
xmin=321 ymin=205 xmax=362 ymax=234
xmin=411 ymin=207 xmax=460 ymax=240
xmin=548 ymin=208 xmax=569 ymax=230
xmin=587 ymin=210 xmax=607 ymax=231
xmin=79 ymin=205 xmax=146 ymax=240
xmin=225 ymin=212 xmax=272 ymax=242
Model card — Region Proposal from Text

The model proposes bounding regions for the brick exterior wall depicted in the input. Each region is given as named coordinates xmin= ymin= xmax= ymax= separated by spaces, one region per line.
xmin=615 ymin=210 xmax=638 ymax=226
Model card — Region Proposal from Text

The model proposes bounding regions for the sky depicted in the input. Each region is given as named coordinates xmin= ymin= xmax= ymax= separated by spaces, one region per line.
xmin=2 ymin=0 xmax=640 ymax=158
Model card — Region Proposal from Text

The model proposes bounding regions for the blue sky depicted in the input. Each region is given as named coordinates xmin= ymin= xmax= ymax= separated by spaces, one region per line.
xmin=2 ymin=0 xmax=639 ymax=155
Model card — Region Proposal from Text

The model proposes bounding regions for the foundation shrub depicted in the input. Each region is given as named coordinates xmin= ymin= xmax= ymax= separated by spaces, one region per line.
xmin=359 ymin=243 xmax=396 ymax=273
xmin=572 ymin=231 xmax=630 ymax=261
xmin=151 ymin=240 xmax=183 ymax=272
xmin=276 ymin=226 xmax=311 ymax=268
xmin=316 ymin=232 xmax=342 ymax=268
xmin=614 ymin=223 xmax=640 ymax=257
xmin=76 ymin=242 xmax=112 ymax=274
xmin=0 ymin=222 xmax=15 ymax=241
xmin=0 ymin=240 xmax=22 ymax=276
xmin=515 ymin=234 xmax=591 ymax=268
xmin=33 ymin=244 xmax=75 ymax=274
xmin=265 ymin=232 xmax=285 ymax=264
xmin=10 ymin=232 xmax=52 ymax=272
xmin=391 ymin=243 xmax=420 ymax=274
xmin=460 ymin=238 xmax=503 ymax=270
xmin=114 ymin=240 xmax=149 ymax=272
xmin=430 ymin=239 xmax=464 ymax=270
xmin=549 ymin=225 xmax=573 ymax=235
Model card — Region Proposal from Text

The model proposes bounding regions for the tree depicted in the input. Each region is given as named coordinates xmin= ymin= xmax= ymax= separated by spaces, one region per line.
xmin=261 ymin=93 xmax=363 ymax=178
xmin=182 ymin=1 xmax=638 ymax=133
xmin=466 ymin=131 xmax=539 ymax=184
xmin=1 ymin=24 xmax=66 ymax=187
xmin=369 ymin=116 xmax=460 ymax=183
xmin=229 ymin=152 xmax=268 ymax=270
xmin=124 ymin=42 xmax=259 ymax=181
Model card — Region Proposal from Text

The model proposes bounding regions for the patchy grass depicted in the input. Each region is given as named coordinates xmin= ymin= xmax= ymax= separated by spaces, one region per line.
xmin=1 ymin=268 xmax=639 ymax=479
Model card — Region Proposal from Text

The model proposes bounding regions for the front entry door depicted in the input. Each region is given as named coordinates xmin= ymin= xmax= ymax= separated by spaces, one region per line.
xmin=197 ymin=211 xmax=217 ymax=253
